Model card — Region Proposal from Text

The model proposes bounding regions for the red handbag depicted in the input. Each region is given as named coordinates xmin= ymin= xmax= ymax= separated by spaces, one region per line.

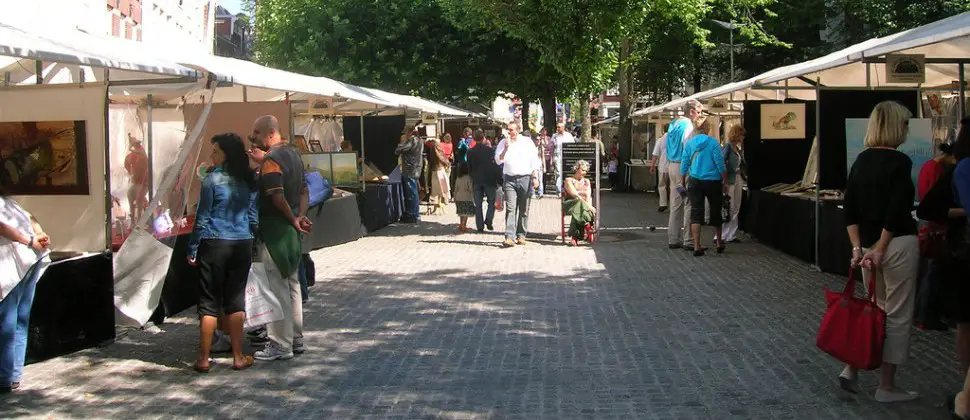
xmin=816 ymin=269 xmax=886 ymax=370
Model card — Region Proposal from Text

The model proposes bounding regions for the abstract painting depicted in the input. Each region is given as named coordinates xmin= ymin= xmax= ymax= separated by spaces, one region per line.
xmin=0 ymin=120 xmax=89 ymax=195
xmin=760 ymin=103 xmax=806 ymax=139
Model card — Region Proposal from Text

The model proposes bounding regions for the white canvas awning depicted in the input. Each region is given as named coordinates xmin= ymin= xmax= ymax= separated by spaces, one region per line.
xmin=0 ymin=22 xmax=201 ymax=81
xmin=632 ymin=11 xmax=970 ymax=117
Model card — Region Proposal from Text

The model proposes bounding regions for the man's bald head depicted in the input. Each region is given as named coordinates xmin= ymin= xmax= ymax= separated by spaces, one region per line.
xmin=251 ymin=115 xmax=282 ymax=149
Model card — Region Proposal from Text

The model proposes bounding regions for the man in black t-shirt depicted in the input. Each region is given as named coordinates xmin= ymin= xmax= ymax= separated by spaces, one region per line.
xmin=247 ymin=115 xmax=311 ymax=362
xmin=466 ymin=129 xmax=500 ymax=232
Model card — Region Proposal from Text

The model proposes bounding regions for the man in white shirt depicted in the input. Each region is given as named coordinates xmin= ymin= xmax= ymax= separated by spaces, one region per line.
xmin=650 ymin=133 xmax=669 ymax=212
xmin=495 ymin=121 xmax=540 ymax=248
xmin=551 ymin=122 xmax=575 ymax=196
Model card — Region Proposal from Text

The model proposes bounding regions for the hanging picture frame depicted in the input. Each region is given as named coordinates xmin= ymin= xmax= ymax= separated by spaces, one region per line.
xmin=760 ymin=103 xmax=806 ymax=140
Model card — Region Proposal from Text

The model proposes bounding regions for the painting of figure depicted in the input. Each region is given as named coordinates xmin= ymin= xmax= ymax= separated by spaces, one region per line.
xmin=760 ymin=103 xmax=807 ymax=139
xmin=0 ymin=121 xmax=88 ymax=194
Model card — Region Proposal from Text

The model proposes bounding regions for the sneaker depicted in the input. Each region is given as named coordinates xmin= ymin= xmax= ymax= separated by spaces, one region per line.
xmin=874 ymin=388 xmax=919 ymax=403
xmin=658 ymin=206 xmax=668 ymax=213
xmin=293 ymin=337 xmax=306 ymax=355
xmin=247 ymin=328 xmax=269 ymax=344
xmin=254 ymin=341 xmax=294 ymax=361
xmin=211 ymin=332 xmax=232 ymax=353
xmin=668 ymin=244 xmax=681 ymax=249
xmin=502 ymin=239 xmax=515 ymax=248
xmin=516 ymin=237 xmax=527 ymax=245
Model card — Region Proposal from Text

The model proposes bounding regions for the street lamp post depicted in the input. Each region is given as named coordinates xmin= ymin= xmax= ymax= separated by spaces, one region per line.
xmin=710 ymin=19 xmax=742 ymax=82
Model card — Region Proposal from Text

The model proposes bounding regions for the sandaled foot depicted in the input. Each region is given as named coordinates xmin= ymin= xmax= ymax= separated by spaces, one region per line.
xmin=232 ymin=355 xmax=255 ymax=371
xmin=193 ymin=362 xmax=211 ymax=374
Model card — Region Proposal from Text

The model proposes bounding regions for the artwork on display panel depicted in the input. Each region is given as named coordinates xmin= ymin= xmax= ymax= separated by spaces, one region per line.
xmin=0 ymin=120 xmax=89 ymax=195
xmin=845 ymin=118 xmax=933 ymax=199
xmin=760 ymin=103 xmax=807 ymax=139
xmin=331 ymin=152 xmax=360 ymax=187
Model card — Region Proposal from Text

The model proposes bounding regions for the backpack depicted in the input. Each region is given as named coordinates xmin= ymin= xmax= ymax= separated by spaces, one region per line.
xmin=305 ymin=171 xmax=333 ymax=208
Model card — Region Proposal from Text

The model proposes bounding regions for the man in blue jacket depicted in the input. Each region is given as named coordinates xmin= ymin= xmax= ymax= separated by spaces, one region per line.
xmin=665 ymin=100 xmax=703 ymax=249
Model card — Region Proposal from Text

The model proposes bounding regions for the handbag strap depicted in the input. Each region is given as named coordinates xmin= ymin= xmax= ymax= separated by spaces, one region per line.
xmin=843 ymin=268 xmax=879 ymax=303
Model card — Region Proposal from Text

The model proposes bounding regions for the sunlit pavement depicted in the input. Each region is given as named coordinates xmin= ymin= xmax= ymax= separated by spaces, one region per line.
xmin=5 ymin=192 xmax=962 ymax=419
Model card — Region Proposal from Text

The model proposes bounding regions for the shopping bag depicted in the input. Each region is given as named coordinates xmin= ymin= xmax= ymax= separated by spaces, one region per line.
xmin=244 ymin=262 xmax=285 ymax=329
xmin=816 ymin=269 xmax=886 ymax=370
xmin=721 ymin=194 xmax=732 ymax=223
xmin=495 ymin=188 xmax=504 ymax=211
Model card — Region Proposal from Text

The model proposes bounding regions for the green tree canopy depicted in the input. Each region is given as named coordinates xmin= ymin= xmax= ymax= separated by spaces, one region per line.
xmin=249 ymin=0 xmax=567 ymax=108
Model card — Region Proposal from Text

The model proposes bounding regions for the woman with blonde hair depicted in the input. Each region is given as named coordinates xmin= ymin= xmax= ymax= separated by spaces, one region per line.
xmin=680 ymin=117 xmax=727 ymax=256
xmin=563 ymin=159 xmax=596 ymax=245
xmin=720 ymin=125 xmax=746 ymax=242
xmin=840 ymin=100 xmax=920 ymax=403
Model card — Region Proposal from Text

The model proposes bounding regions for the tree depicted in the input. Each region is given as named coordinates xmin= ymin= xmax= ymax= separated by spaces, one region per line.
xmin=248 ymin=0 xmax=565 ymax=107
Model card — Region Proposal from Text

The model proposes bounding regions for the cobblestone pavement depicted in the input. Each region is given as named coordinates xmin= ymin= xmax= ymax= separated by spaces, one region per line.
xmin=4 ymin=192 xmax=963 ymax=419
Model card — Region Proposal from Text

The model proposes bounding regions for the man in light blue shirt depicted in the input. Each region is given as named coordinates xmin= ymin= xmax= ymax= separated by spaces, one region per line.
xmin=665 ymin=100 xmax=702 ymax=249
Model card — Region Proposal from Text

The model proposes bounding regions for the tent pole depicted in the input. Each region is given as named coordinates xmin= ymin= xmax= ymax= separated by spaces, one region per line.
xmin=866 ymin=63 xmax=872 ymax=89
xmin=960 ymin=63 xmax=966 ymax=117
xmin=813 ymin=78 xmax=821 ymax=271
xmin=35 ymin=61 xmax=42 ymax=85
xmin=286 ymin=92 xmax=294 ymax=142
xmin=104 ymin=68 xmax=113 ymax=252
xmin=360 ymin=111 xmax=366 ymax=192
xmin=147 ymin=94 xmax=154 ymax=202
xmin=242 ymin=86 xmax=248 ymax=103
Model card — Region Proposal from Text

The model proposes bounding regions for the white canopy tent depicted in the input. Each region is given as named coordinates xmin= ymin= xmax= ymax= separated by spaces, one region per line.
xmin=628 ymin=11 xmax=970 ymax=272
xmin=633 ymin=12 xmax=970 ymax=118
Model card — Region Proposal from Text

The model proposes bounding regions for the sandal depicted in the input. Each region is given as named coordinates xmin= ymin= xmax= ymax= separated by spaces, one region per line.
xmin=193 ymin=362 xmax=211 ymax=374
xmin=232 ymin=355 xmax=255 ymax=371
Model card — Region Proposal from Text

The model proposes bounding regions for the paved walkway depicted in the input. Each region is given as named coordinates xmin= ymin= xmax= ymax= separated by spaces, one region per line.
xmin=5 ymin=192 xmax=963 ymax=419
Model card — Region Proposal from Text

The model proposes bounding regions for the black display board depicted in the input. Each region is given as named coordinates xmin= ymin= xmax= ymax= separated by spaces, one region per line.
xmin=562 ymin=142 xmax=599 ymax=175
xmin=817 ymin=89 xmax=920 ymax=189
xmin=742 ymin=100 xmax=816 ymax=191
xmin=343 ymin=115 xmax=407 ymax=177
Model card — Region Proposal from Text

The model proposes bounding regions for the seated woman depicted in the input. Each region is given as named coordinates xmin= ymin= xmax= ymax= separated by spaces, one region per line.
xmin=563 ymin=159 xmax=596 ymax=246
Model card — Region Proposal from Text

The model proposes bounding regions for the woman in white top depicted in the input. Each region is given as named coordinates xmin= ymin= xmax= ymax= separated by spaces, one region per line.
xmin=0 ymin=193 xmax=52 ymax=393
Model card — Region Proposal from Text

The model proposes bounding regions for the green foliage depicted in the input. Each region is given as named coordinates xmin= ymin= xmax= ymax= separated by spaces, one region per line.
xmin=248 ymin=0 xmax=563 ymax=102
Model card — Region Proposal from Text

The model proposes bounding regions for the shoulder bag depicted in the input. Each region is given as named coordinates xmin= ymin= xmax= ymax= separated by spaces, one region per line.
xmin=816 ymin=269 xmax=886 ymax=370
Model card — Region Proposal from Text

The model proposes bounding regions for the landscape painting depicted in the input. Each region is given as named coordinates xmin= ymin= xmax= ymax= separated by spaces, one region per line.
xmin=0 ymin=120 xmax=89 ymax=195
xmin=331 ymin=152 xmax=359 ymax=186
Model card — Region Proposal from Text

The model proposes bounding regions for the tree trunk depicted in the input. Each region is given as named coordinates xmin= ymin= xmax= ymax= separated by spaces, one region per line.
xmin=541 ymin=90 xmax=557 ymax=132
xmin=580 ymin=93 xmax=592 ymax=142
xmin=616 ymin=37 xmax=633 ymax=192
xmin=520 ymin=99 xmax=531 ymax=131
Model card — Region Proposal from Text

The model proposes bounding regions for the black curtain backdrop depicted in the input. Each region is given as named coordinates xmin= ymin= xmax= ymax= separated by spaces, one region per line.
xmin=817 ymin=89 xmax=920 ymax=189
xmin=742 ymin=100 xmax=817 ymax=190
xmin=343 ymin=115 xmax=407 ymax=176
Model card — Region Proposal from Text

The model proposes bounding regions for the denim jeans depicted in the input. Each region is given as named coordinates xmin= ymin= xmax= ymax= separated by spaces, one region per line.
xmin=503 ymin=174 xmax=532 ymax=240
xmin=0 ymin=264 xmax=43 ymax=386
xmin=402 ymin=175 xmax=420 ymax=221
xmin=915 ymin=257 xmax=943 ymax=325
xmin=473 ymin=183 xmax=497 ymax=231
xmin=298 ymin=257 xmax=309 ymax=303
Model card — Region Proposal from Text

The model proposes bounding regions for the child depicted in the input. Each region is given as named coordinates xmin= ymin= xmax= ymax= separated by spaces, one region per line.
xmin=453 ymin=162 xmax=475 ymax=232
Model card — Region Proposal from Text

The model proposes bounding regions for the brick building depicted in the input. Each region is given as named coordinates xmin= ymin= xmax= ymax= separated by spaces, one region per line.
xmin=214 ymin=5 xmax=251 ymax=60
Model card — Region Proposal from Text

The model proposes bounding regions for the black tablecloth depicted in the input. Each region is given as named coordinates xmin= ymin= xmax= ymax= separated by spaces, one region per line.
xmin=818 ymin=202 xmax=852 ymax=277
xmin=345 ymin=182 xmax=403 ymax=232
xmin=302 ymin=194 xmax=365 ymax=251
xmin=28 ymin=252 xmax=115 ymax=363
xmin=744 ymin=190 xmax=816 ymax=263
xmin=151 ymin=193 xmax=370 ymax=321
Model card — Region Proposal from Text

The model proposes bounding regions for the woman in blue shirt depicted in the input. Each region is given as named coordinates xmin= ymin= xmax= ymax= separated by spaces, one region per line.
xmin=188 ymin=133 xmax=259 ymax=373
xmin=680 ymin=118 xmax=727 ymax=256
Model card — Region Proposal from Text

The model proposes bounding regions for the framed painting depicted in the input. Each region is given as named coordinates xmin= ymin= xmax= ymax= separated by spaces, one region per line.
xmin=0 ymin=120 xmax=89 ymax=195
xmin=760 ymin=103 xmax=806 ymax=140
xmin=331 ymin=152 xmax=360 ymax=187
xmin=293 ymin=135 xmax=310 ymax=153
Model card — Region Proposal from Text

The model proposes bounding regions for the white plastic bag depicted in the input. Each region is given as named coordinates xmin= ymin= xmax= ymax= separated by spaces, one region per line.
xmin=243 ymin=262 xmax=285 ymax=329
